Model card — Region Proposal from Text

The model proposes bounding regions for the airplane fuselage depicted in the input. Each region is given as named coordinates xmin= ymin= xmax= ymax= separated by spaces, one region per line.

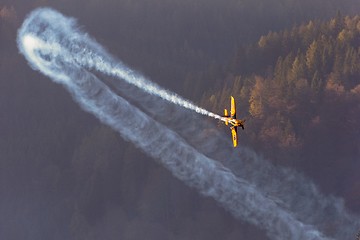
xmin=227 ymin=118 xmax=243 ymax=127
xmin=224 ymin=118 xmax=245 ymax=129
xmin=222 ymin=96 xmax=245 ymax=147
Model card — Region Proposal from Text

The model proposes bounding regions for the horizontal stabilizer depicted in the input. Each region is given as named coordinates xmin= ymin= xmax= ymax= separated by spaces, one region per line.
xmin=224 ymin=109 xmax=229 ymax=125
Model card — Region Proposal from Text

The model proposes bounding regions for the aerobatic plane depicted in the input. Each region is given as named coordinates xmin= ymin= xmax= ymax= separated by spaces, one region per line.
xmin=222 ymin=96 xmax=245 ymax=147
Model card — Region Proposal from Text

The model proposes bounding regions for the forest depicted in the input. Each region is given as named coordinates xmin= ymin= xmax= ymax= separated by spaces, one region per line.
xmin=199 ymin=13 xmax=360 ymax=207
xmin=0 ymin=0 xmax=360 ymax=239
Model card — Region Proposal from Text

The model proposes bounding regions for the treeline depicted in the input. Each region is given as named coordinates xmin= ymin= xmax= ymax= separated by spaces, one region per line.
xmin=200 ymin=14 xmax=360 ymax=207
xmin=232 ymin=12 xmax=360 ymax=90
xmin=49 ymin=0 xmax=360 ymax=96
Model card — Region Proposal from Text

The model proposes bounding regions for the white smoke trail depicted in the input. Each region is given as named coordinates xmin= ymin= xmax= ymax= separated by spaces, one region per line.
xmin=16 ymin=7 xmax=359 ymax=240
xmin=18 ymin=8 xmax=225 ymax=122
xmin=104 ymin=71 xmax=360 ymax=240
xmin=79 ymin=10 xmax=359 ymax=239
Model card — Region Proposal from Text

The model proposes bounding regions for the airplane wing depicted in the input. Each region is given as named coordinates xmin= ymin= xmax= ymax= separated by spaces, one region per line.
xmin=231 ymin=127 xmax=238 ymax=147
xmin=230 ymin=96 xmax=236 ymax=119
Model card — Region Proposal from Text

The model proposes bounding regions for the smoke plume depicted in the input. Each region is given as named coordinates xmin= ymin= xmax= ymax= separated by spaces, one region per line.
xmin=17 ymin=8 xmax=359 ymax=240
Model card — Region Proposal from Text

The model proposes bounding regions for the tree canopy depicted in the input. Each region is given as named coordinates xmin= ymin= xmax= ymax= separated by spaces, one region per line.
xmin=201 ymin=14 xmax=360 ymax=206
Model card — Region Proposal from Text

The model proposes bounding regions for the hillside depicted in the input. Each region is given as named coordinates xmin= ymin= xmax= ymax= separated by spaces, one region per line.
xmin=1 ymin=2 xmax=360 ymax=240
xmin=200 ymin=13 xmax=360 ymax=209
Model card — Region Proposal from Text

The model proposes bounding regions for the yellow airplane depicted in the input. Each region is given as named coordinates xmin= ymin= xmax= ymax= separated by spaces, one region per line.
xmin=223 ymin=96 xmax=245 ymax=147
